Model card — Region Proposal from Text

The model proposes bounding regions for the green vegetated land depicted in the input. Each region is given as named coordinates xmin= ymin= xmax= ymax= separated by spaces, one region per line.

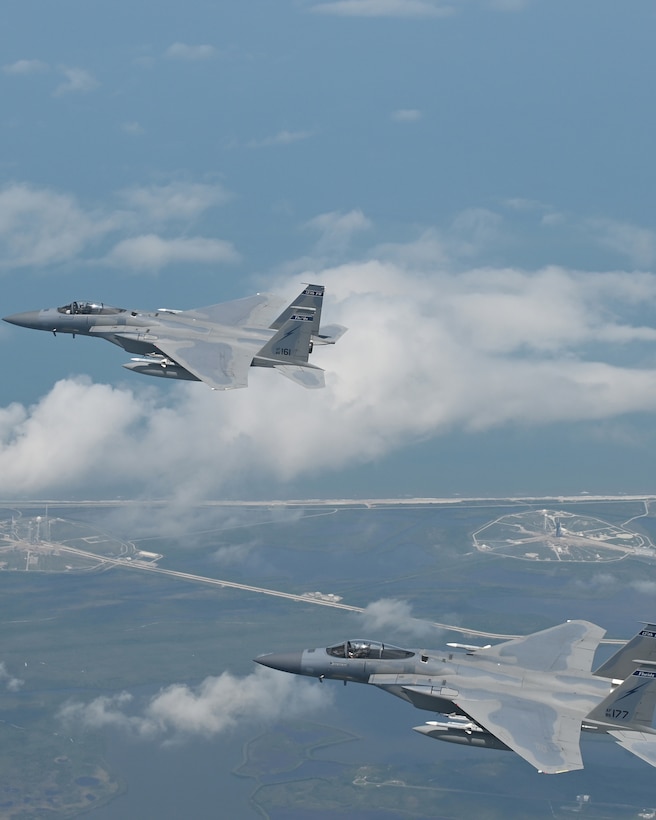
xmin=0 ymin=715 xmax=122 ymax=819
xmin=241 ymin=724 xmax=647 ymax=819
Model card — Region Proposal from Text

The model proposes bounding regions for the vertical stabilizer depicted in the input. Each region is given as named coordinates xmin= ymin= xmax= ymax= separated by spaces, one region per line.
xmin=270 ymin=284 xmax=324 ymax=336
xmin=586 ymin=665 xmax=656 ymax=730
xmin=594 ymin=624 xmax=656 ymax=680
xmin=255 ymin=307 xmax=316 ymax=364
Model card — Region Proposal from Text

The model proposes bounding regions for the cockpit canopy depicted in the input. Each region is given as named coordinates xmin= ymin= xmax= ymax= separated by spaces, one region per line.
xmin=326 ymin=639 xmax=415 ymax=660
xmin=57 ymin=301 xmax=126 ymax=316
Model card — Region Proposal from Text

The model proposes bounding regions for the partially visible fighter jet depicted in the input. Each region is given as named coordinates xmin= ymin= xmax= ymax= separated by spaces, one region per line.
xmin=3 ymin=285 xmax=346 ymax=390
xmin=256 ymin=620 xmax=656 ymax=774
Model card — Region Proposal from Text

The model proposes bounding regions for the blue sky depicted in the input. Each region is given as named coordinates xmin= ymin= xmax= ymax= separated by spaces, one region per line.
xmin=2 ymin=0 xmax=656 ymax=499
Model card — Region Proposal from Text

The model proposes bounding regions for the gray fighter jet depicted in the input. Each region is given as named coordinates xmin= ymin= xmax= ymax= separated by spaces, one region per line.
xmin=256 ymin=620 xmax=656 ymax=774
xmin=3 ymin=284 xmax=346 ymax=390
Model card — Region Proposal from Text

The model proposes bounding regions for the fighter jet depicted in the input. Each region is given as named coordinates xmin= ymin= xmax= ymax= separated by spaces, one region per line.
xmin=256 ymin=620 xmax=656 ymax=774
xmin=3 ymin=284 xmax=346 ymax=390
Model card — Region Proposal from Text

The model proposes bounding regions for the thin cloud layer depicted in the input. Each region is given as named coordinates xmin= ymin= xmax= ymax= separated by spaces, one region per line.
xmin=106 ymin=235 xmax=240 ymax=271
xmin=0 ymin=180 xmax=234 ymax=272
xmin=248 ymin=130 xmax=314 ymax=148
xmin=2 ymin=261 xmax=656 ymax=497
xmin=0 ymin=183 xmax=115 ymax=269
xmin=165 ymin=43 xmax=217 ymax=61
xmin=120 ymin=181 xmax=232 ymax=223
xmin=3 ymin=59 xmax=48 ymax=75
xmin=310 ymin=0 xmax=454 ymax=17
xmin=58 ymin=666 xmax=331 ymax=741
xmin=53 ymin=67 xmax=98 ymax=97
xmin=391 ymin=109 xmax=422 ymax=122
xmin=304 ymin=209 xmax=372 ymax=253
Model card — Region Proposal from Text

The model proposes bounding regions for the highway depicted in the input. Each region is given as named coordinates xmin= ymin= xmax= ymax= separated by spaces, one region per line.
xmin=5 ymin=538 xmax=627 ymax=645
xmin=112 ymin=556 xmax=626 ymax=645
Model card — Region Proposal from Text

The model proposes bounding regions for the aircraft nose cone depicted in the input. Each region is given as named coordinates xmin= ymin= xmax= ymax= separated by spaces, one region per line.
xmin=254 ymin=651 xmax=304 ymax=675
xmin=3 ymin=310 xmax=42 ymax=328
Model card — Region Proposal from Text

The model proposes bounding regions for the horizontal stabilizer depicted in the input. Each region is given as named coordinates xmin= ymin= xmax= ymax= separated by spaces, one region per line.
xmin=608 ymin=730 xmax=656 ymax=768
xmin=313 ymin=323 xmax=347 ymax=345
xmin=274 ymin=365 xmax=325 ymax=389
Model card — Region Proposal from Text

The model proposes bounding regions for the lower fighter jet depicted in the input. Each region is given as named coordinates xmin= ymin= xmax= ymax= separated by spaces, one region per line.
xmin=256 ymin=620 xmax=656 ymax=774
xmin=3 ymin=284 xmax=346 ymax=390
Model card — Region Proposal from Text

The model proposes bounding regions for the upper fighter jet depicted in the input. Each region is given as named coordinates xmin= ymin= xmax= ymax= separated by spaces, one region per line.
xmin=3 ymin=284 xmax=346 ymax=390
xmin=256 ymin=620 xmax=656 ymax=774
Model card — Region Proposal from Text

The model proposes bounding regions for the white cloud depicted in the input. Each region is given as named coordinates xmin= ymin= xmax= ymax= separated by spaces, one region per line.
xmin=0 ymin=181 xmax=235 ymax=272
xmin=248 ymin=130 xmax=314 ymax=148
xmin=0 ymin=183 xmax=116 ymax=269
xmin=121 ymin=121 xmax=145 ymax=136
xmin=391 ymin=109 xmax=422 ymax=122
xmin=449 ymin=207 xmax=504 ymax=256
xmin=631 ymin=580 xmax=656 ymax=595
xmin=3 ymin=59 xmax=49 ymax=75
xmin=165 ymin=43 xmax=217 ymax=61
xmin=59 ymin=666 xmax=330 ymax=740
xmin=106 ymin=234 xmax=240 ymax=271
xmin=212 ymin=542 xmax=258 ymax=566
xmin=119 ymin=181 xmax=231 ymax=223
xmin=488 ymin=0 xmax=529 ymax=9
xmin=309 ymin=0 xmax=527 ymax=15
xmin=304 ymin=209 xmax=372 ymax=253
xmin=588 ymin=218 xmax=656 ymax=269
xmin=0 ymin=662 xmax=23 ymax=692
xmin=358 ymin=598 xmax=435 ymax=638
xmin=53 ymin=67 xmax=98 ymax=97
xmin=3 ymin=260 xmax=656 ymax=498
xmin=310 ymin=0 xmax=454 ymax=17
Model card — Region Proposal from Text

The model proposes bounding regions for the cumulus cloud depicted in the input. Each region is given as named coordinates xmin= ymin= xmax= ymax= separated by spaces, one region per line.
xmin=0 ymin=183 xmax=116 ymax=269
xmin=4 ymin=261 xmax=656 ymax=498
xmin=58 ymin=666 xmax=330 ymax=741
xmin=588 ymin=218 xmax=656 ymax=269
xmin=106 ymin=234 xmax=239 ymax=271
xmin=165 ymin=43 xmax=217 ymax=61
xmin=304 ymin=209 xmax=372 ymax=254
xmin=0 ymin=180 xmax=234 ymax=272
xmin=0 ymin=662 xmax=24 ymax=692
xmin=310 ymin=0 xmax=454 ymax=16
xmin=3 ymin=59 xmax=49 ymax=75
xmin=53 ymin=67 xmax=98 ymax=97
xmin=119 ymin=181 xmax=232 ymax=223
xmin=358 ymin=598 xmax=435 ymax=638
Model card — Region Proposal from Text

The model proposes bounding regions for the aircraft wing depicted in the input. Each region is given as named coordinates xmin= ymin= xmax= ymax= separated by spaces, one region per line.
xmin=475 ymin=620 xmax=606 ymax=673
xmin=181 ymin=294 xmax=288 ymax=329
xmin=608 ymin=730 xmax=656 ymax=769
xmin=455 ymin=690 xmax=584 ymax=774
xmin=371 ymin=672 xmax=586 ymax=774
xmin=155 ymin=338 xmax=253 ymax=390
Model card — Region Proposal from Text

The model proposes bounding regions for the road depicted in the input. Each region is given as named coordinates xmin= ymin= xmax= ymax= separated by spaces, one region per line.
xmin=5 ymin=537 xmax=627 ymax=644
